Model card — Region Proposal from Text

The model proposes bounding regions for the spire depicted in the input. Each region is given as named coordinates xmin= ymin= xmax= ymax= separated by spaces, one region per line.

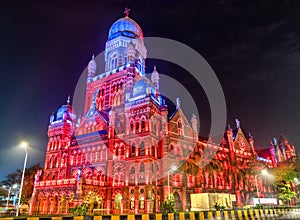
xmin=67 ymin=95 xmax=71 ymax=105
xmin=176 ymin=98 xmax=181 ymax=108
xmin=235 ymin=118 xmax=240 ymax=129
xmin=248 ymin=132 xmax=253 ymax=138
xmin=154 ymin=65 xmax=156 ymax=71
xmin=88 ymin=54 xmax=97 ymax=77
xmin=124 ymin=7 xmax=130 ymax=17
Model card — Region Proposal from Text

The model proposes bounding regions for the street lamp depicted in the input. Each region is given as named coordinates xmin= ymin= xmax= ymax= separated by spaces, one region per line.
xmin=167 ymin=166 xmax=177 ymax=198
xmin=5 ymin=184 xmax=18 ymax=210
xmin=16 ymin=142 xmax=28 ymax=216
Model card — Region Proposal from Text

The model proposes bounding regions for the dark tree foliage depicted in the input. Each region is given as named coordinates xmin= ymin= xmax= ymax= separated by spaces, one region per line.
xmin=3 ymin=163 xmax=42 ymax=204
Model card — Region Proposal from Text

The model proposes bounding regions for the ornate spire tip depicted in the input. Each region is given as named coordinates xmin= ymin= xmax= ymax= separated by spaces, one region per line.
xmin=67 ymin=95 xmax=71 ymax=105
xmin=124 ymin=7 xmax=130 ymax=17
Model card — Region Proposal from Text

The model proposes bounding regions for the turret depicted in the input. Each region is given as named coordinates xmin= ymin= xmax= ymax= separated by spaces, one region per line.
xmin=151 ymin=65 xmax=159 ymax=91
xmin=88 ymin=54 xmax=97 ymax=77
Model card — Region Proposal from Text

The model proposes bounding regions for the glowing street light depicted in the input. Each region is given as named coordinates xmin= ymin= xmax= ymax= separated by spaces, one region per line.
xmin=5 ymin=184 xmax=18 ymax=210
xmin=16 ymin=142 xmax=28 ymax=216
xmin=167 ymin=166 xmax=177 ymax=197
xmin=255 ymin=169 xmax=268 ymax=205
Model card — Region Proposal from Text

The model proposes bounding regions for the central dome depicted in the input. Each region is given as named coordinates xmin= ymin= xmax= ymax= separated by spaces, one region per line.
xmin=108 ymin=16 xmax=143 ymax=40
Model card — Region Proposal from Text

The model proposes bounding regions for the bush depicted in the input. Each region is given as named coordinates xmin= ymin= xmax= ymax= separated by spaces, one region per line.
xmin=254 ymin=204 xmax=263 ymax=209
xmin=160 ymin=194 xmax=177 ymax=214
xmin=73 ymin=203 xmax=88 ymax=216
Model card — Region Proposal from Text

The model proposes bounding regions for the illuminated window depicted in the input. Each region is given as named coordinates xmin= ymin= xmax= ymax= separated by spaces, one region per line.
xmin=114 ymin=193 xmax=122 ymax=210
xmin=130 ymin=197 xmax=135 ymax=209
xmin=111 ymin=54 xmax=117 ymax=70
xmin=139 ymin=196 xmax=145 ymax=209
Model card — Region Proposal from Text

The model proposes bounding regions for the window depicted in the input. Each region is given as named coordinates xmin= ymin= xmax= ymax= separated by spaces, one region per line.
xmin=140 ymin=163 xmax=145 ymax=172
xmin=124 ymin=53 xmax=128 ymax=65
xmin=110 ymin=54 xmax=117 ymax=70
xmin=114 ymin=193 xmax=122 ymax=210
xmin=130 ymin=167 xmax=135 ymax=174
xmin=140 ymin=141 xmax=145 ymax=156
xmin=141 ymin=120 xmax=145 ymax=131
xmin=139 ymin=196 xmax=145 ymax=209
xmin=130 ymin=197 xmax=134 ymax=209
xmin=131 ymin=143 xmax=136 ymax=157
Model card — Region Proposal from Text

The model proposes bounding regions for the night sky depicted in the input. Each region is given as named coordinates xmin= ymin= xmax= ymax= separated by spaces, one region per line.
xmin=1 ymin=0 xmax=300 ymax=179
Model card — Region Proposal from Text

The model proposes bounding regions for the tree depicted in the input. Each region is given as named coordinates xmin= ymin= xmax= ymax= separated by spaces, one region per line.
xmin=272 ymin=163 xmax=297 ymax=206
xmin=3 ymin=163 xmax=42 ymax=204
xmin=0 ymin=187 xmax=8 ymax=197
xmin=277 ymin=182 xmax=297 ymax=206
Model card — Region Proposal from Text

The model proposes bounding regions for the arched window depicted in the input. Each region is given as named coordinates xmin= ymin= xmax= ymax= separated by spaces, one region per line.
xmin=131 ymin=143 xmax=136 ymax=157
xmin=130 ymin=122 xmax=134 ymax=133
xmin=140 ymin=141 xmax=145 ymax=156
xmin=140 ymin=163 xmax=145 ymax=172
xmin=130 ymin=197 xmax=134 ymax=209
xmin=130 ymin=167 xmax=135 ymax=174
xmin=177 ymin=120 xmax=183 ymax=135
xmin=141 ymin=120 xmax=145 ymax=131
xmin=110 ymin=54 xmax=117 ymax=70
xmin=124 ymin=52 xmax=128 ymax=65
xmin=139 ymin=196 xmax=145 ymax=209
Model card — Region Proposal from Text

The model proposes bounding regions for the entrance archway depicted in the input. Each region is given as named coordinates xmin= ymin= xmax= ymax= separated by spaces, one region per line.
xmin=173 ymin=192 xmax=182 ymax=211
xmin=114 ymin=193 xmax=122 ymax=210
xmin=84 ymin=191 xmax=104 ymax=213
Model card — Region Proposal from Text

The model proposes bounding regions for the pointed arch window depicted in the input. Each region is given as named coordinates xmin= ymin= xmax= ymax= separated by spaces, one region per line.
xmin=141 ymin=120 xmax=145 ymax=132
xmin=140 ymin=141 xmax=145 ymax=156
xmin=177 ymin=119 xmax=183 ymax=135
xmin=131 ymin=143 xmax=136 ymax=157
xmin=130 ymin=197 xmax=135 ymax=209
xmin=130 ymin=167 xmax=135 ymax=174
xmin=140 ymin=163 xmax=145 ymax=172
xmin=110 ymin=54 xmax=118 ymax=70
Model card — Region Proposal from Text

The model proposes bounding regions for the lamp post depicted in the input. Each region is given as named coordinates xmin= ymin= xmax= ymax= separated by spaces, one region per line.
xmin=167 ymin=166 xmax=177 ymax=198
xmin=255 ymin=175 xmax=260 ymax=205
xmin=5 ymin=184 xmax=18 ymax=210
xmin=16 ymin=142 xmax=28 ymax=216
xmin=255 ymin=169 xmax=268 ymax=205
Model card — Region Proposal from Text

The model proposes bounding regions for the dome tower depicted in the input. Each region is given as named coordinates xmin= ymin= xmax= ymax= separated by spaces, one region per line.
xmin=104 ymin=8 xmax=147 ymax=75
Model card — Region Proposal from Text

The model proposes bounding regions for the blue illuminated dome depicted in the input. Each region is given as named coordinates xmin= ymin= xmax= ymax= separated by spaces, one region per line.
xmin=108 ymin=16 xmax=143 ymax=40
xmin=56 ymin=104 xmax=76 ymax=121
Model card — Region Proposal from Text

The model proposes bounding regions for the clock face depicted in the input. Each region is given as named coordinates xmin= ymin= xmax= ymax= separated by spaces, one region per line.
xmin=238 ymin=137 xmax=246 ymax=151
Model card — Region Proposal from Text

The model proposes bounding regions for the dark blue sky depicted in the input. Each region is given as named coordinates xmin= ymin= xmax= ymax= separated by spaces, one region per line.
xmin=1 ymin=0 xmax=300 ymax=179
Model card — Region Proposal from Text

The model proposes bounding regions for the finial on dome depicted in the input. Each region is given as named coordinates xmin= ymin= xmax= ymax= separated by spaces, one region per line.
xmin=154 ymin=65 xmax=156 ymax=71
xmin=67 ymin=95 xmax=71 ymax=105
xmin=92 ymin=54 xmax=95 ymax=59
xmin=124 ymin=7 xmax=130 ymax=17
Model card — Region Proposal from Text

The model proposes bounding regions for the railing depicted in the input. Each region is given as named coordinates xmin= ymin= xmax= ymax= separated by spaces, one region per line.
xmin=35 ymin=179 xmax=76 ymax=187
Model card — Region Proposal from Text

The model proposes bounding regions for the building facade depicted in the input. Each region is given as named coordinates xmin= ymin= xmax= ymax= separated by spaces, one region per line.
xmin=29 ymin=12 xmax=296 ymax=214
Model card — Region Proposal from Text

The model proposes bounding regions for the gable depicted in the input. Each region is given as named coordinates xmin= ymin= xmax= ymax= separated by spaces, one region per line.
xmin=233 ymin=127 xmax=251 ymax=153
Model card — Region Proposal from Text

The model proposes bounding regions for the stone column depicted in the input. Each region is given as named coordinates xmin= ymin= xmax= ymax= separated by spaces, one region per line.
xmin=65 ymin=198 xmax=69 ymax=214
xmin=135 ymin=199 xmax=139 ymax=214
xmin=57 ymin=197 xmax=61 ymax=214
xmin=42 ymin=198 xmax=48 ymax=214
xmin=145 ymin=199 xmax=151 ymax=213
